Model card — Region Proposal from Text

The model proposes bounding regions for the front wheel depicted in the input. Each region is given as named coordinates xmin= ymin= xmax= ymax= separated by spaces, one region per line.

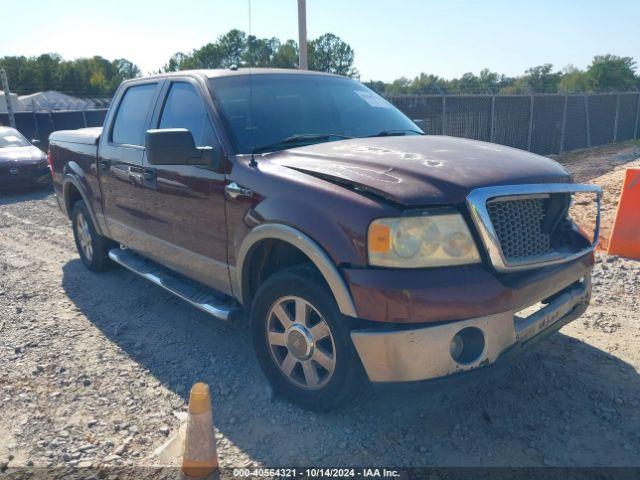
xmin=251 ymin=265 xmax=364 ymax=411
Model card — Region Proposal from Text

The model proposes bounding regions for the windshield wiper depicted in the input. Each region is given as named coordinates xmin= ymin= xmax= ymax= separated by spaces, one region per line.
xmin=252 ymin=133 xmax=353 ymax=154
xmin=366 ymin=129 xmax=425 ymax=137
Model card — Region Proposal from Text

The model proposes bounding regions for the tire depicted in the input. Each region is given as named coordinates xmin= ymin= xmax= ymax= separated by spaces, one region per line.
xmin=251 ymin=264 xmax=364 ymax=411
xmin=71 ymin=200 xmax=114 ymax=272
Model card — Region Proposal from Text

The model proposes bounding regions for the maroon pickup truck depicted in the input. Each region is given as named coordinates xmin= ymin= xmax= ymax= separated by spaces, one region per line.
xmin=49 ymin=69 xmax=601 ymax=410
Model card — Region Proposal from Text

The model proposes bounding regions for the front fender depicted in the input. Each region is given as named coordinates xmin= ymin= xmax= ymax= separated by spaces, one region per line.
xmin=234 ymin=223 xmax=358 ymax=318
xmin=226 ymin=157 xmax=401 ymax=319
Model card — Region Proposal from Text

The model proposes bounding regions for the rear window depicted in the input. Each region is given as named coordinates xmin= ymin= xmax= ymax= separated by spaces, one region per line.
xmin=111 ymin=83 xmax=157 ymax=146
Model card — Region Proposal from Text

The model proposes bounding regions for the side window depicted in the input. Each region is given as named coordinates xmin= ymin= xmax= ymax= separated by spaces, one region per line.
xmin=111 ymin=83 xmax=157 ymax=146
xmin=159 ymin=82 xmax=216 ymax=147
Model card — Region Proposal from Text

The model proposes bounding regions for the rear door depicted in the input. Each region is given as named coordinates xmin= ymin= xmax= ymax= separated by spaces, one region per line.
xmin=139 ymin=77 xmax=231 ymax=294
xmin=99 ymin=80 xmax=162 ymax=245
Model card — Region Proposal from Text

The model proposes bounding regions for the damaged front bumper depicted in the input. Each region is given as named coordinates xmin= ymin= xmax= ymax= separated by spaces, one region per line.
xmin=350 ymin=275 xmax=591 ymax=384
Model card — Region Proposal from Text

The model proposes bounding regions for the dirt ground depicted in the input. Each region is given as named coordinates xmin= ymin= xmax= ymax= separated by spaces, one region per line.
xmin=1 ymin=143 xmax=639 ymax=471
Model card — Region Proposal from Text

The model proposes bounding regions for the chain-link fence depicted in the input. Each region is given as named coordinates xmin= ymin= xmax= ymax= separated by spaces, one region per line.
xmin=1 ymin=93 xmax=639 ymax=154
xmin=388 ymin=92 xmax=640 ymax=155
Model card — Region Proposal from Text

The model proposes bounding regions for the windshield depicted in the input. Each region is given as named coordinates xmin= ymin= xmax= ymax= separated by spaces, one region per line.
xmin=209 ymin=74 xmax=421 ymax=154
xmin=0 ymin=128 xmax=30 ymax=148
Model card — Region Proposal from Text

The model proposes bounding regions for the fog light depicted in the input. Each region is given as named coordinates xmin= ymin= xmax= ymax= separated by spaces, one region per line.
xmin=449 ymin=327 xmax=485 ymax=364
xmin=450 ymin=333 xmax=464 ymax=360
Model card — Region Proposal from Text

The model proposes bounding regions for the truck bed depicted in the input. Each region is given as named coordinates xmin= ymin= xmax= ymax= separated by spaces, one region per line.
xmin=48 ymin=127 xmax=103 ymax=223
xmin=49 ymin=127 xmax=102 ymax=146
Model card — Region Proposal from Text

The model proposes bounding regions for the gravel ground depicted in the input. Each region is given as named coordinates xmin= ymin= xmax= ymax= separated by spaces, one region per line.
xmin=1 ymin=145 xmax=639 ymax=470
xmin=552 ymin=140 xmax=640 ymax=250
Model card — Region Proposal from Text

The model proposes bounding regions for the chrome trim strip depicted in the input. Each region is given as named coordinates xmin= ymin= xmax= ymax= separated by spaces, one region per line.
xmin=466 ymin=183 xmax=602 ymax=272
xmin=487 ymin=193 xmax=550 ymax=202
xmin=234 ymin=224 xmax=358 ymax=318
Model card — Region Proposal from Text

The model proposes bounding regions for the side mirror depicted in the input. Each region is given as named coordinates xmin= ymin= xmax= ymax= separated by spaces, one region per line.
xmin=145 ymin=128 xmax=221 ymax=169
xmin=31 ymin=139 xmax=41 ymax=146
xmin=413 ymin=119 xmax=426 ymax=132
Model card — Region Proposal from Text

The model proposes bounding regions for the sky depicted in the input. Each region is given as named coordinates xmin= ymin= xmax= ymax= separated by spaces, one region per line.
xmin=2 ymin=0 xmax=639 ymax=82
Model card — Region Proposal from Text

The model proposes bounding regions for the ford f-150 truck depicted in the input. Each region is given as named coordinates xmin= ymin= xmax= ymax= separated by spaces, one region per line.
xmin=49 ymin=69 xmax=601 ymax=410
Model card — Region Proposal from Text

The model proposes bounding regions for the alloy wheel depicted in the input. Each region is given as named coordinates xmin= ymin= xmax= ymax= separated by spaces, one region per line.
xmin=266 ymin=295 xmax=336 ymax=390
xmin=76 ymin=212 xmax=94 ymax=261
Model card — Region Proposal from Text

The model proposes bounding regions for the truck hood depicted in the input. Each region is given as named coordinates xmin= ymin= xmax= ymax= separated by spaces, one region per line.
xmin=0 ymin=145 xmax=46 ymax=165
xmin=270 ymin=136 xmax=571 ymax=205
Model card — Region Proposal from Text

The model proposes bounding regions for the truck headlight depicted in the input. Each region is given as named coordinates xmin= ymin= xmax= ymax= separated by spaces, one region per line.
xmin=368 ymin=213 xmax=481 ymax=268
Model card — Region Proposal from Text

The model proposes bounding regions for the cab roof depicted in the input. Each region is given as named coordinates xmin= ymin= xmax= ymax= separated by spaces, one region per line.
xmin=203 ymin=68 xmax=340 ymax=78
xmin=126 ymin=68 xmax=342 ymax=84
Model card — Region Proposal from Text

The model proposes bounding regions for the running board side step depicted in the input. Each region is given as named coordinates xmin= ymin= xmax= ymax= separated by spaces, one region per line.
xmin=108 ymin=248 xmax=238 ymax=321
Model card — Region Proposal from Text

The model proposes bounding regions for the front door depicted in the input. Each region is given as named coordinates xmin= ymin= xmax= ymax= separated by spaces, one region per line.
xmin=139 ymin=79 xmax=230 ymax=294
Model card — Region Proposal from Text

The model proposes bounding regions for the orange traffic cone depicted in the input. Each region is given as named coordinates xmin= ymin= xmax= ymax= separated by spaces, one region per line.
xmin=182 ymin=383 xmax=219 ymax=478
xmin=607 ymin=168 xmax=640 ymax=260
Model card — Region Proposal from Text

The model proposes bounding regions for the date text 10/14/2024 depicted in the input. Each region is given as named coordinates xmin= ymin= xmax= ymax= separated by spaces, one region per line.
xmin=232 ymin=468 xmax=401 ymax=478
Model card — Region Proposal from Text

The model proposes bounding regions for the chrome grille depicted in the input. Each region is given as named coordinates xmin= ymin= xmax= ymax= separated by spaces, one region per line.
xmin=486 ymin=197 xmax=552 ymax=261
xmin=466 ymin=184 xmax=602 ymax=272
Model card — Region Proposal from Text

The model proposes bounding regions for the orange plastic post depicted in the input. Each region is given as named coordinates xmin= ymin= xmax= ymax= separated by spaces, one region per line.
xmin=607 ymin=168 xmax=640 ymax=259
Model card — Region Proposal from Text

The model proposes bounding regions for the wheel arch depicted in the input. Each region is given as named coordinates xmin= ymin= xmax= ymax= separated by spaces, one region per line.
xmin=234 ymin=224 xmax=358 ymax=318
xmin=62 ymin=174 xmax=104 ymax=236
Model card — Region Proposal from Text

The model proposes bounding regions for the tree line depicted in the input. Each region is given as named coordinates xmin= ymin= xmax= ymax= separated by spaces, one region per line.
xmin=1 ymin=28 xmax=637 ymax=98
xmin=0 ymin=30 xmax=356 ymax=98
xmin=0 ymin=55 xmax=140 ymax=97
xmin=161 ymin=29 xmax=356 ymax=77
xmin=365 ymin=55 xmax=639 ymax=95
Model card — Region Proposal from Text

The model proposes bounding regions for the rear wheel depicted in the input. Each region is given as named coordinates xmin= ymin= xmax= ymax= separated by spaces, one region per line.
xmin=71 ymin=200 xmax=113 ymax=272
xmin=251 ymin=265 xmax=363 ymax=411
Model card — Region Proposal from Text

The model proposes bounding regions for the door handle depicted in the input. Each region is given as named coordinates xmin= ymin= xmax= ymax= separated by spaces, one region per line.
xmin=142 ymin=168 xmax=156 ymax=181
xmin=127 ymin=166 xmax=156 ymax=188
xmin=142 ymin=168 xmax=157 ymax=189
xmin=127 ymin=167 xmax=143 ymax=182
xmin=225 ymin=182 xmax=253 ymax=199
xmin=100 ymin=159 xmax=111 ymax=173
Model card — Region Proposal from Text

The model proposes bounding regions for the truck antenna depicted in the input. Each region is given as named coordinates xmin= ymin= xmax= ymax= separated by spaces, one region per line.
xmin=247 ymin=0 xmax=257 ymax=167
